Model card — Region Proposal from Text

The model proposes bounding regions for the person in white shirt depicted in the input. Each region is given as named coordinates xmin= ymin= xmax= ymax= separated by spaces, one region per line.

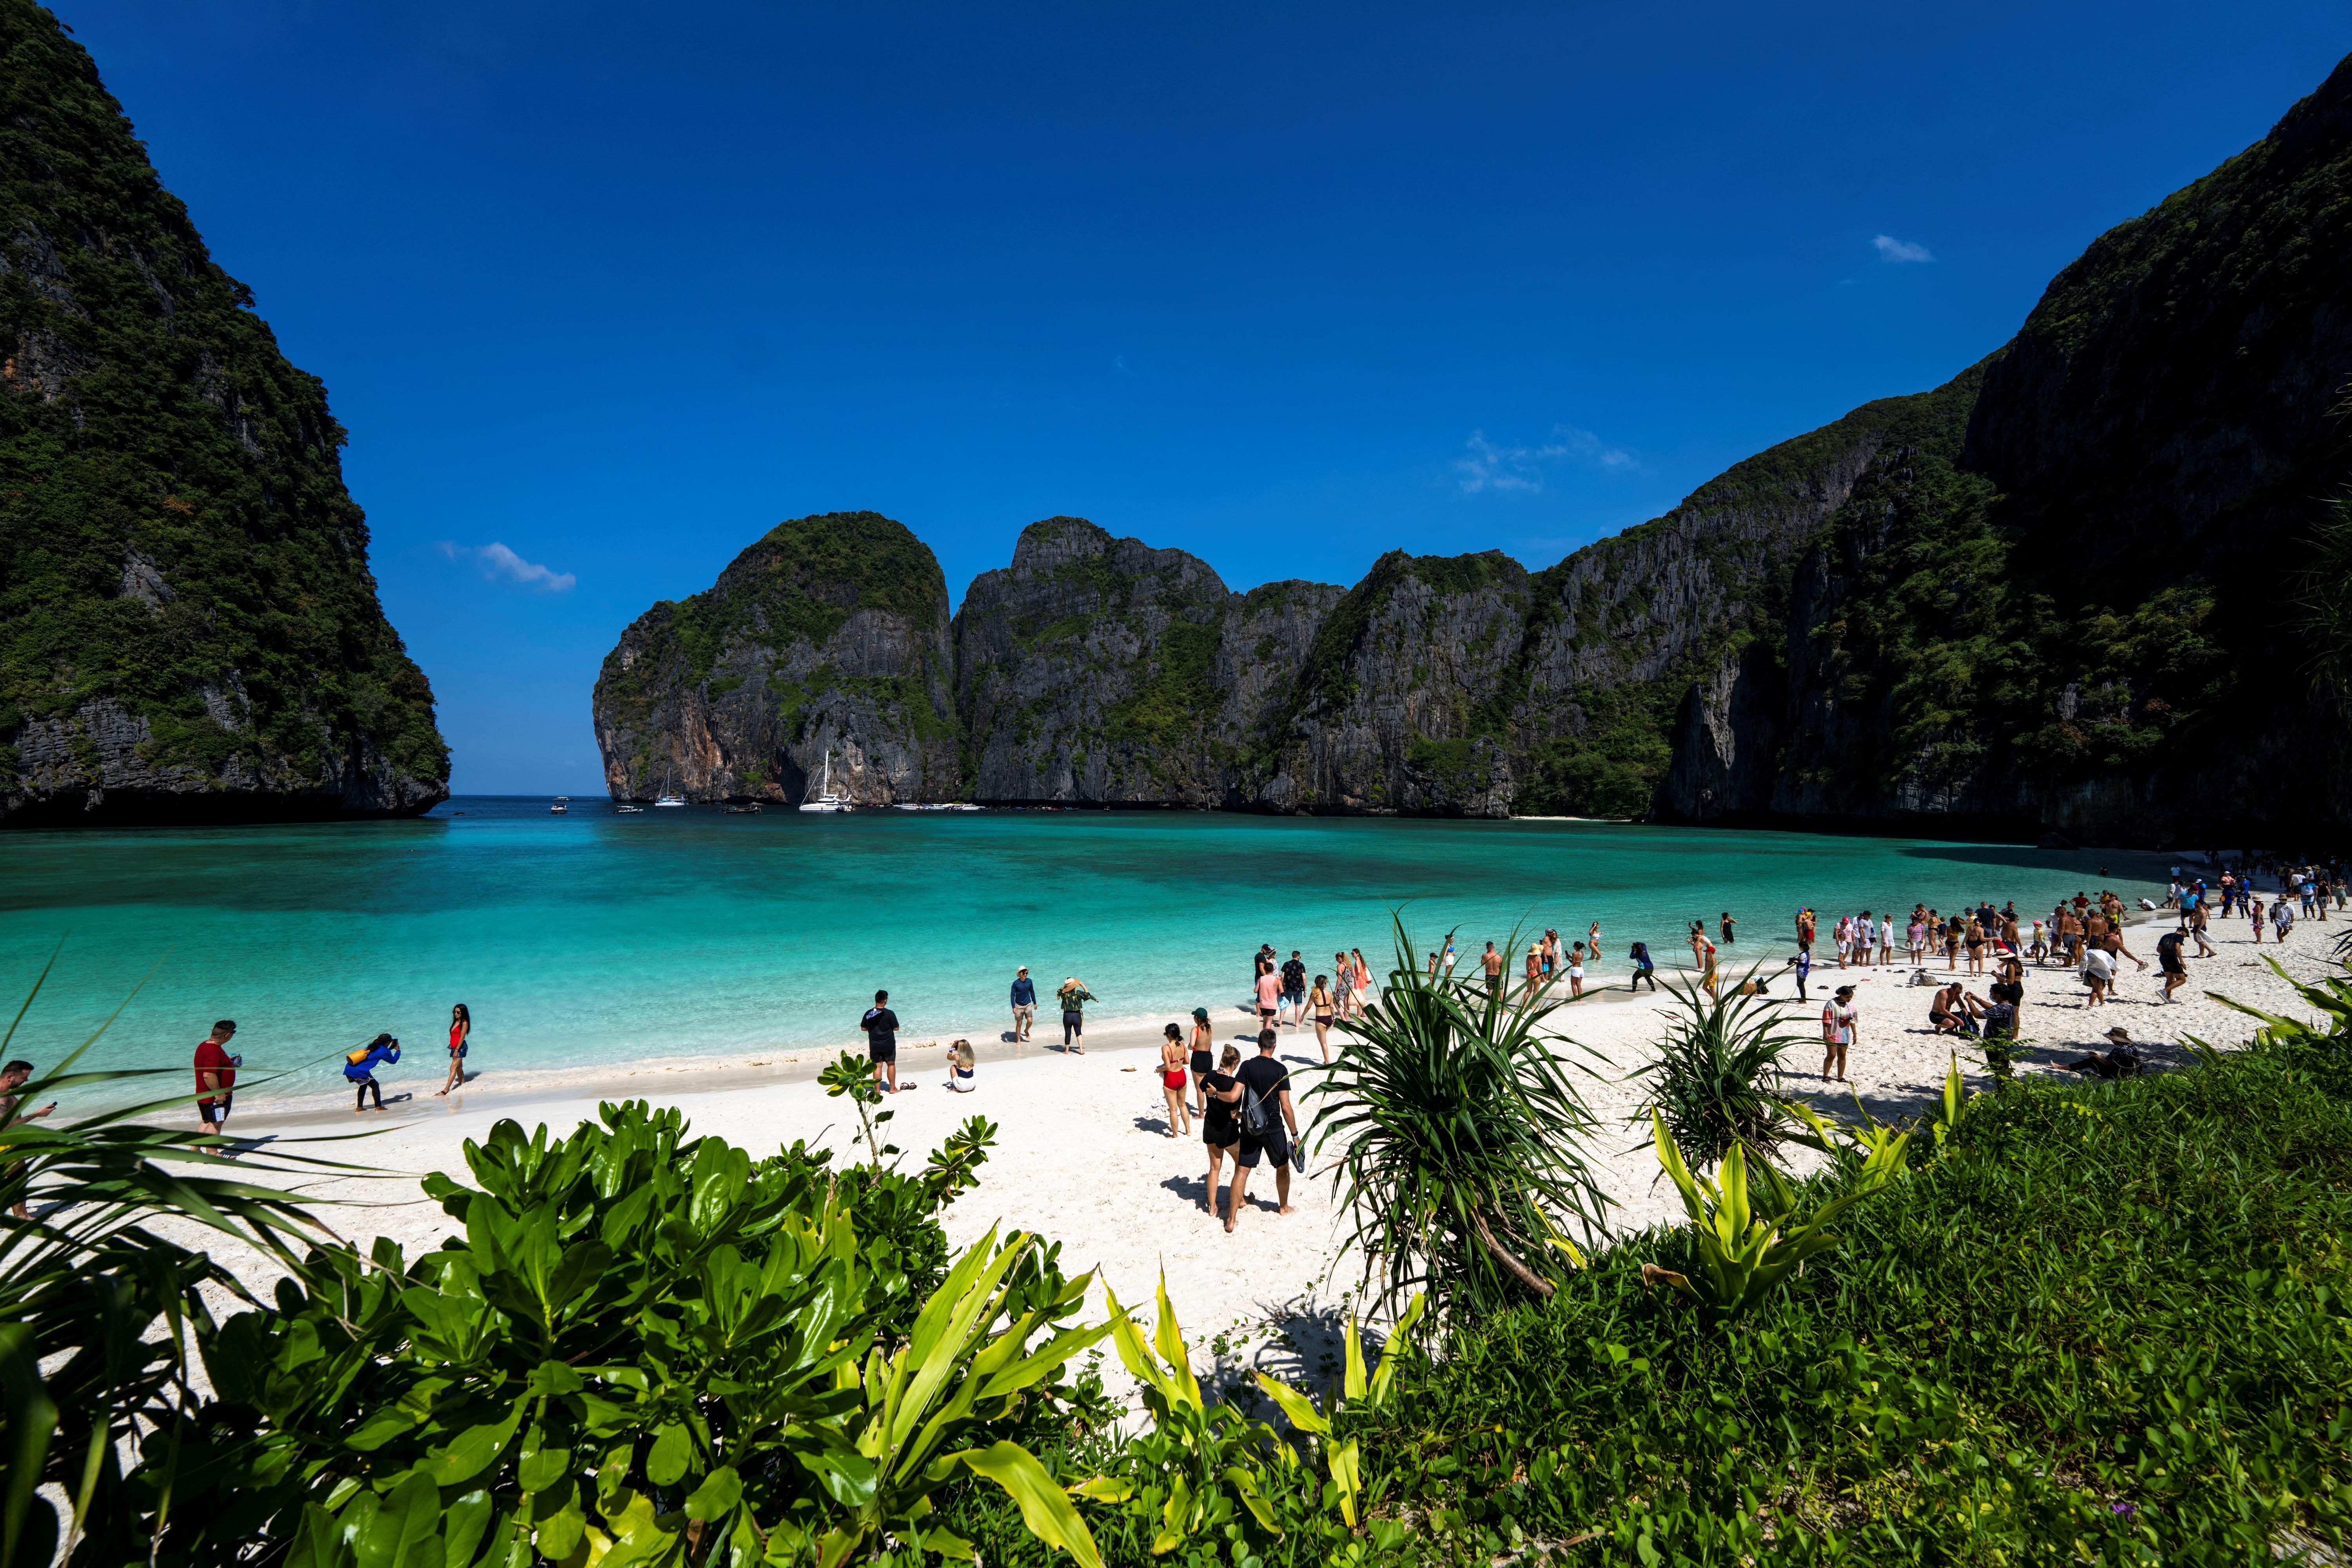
xmin=1819 ymin=985 xmax=1857 ymax=1082
xmin=1877 ymin=915 xmax=1895 ymax=966
xmin=2082 ymin=944 xmax=2115 ymax=1007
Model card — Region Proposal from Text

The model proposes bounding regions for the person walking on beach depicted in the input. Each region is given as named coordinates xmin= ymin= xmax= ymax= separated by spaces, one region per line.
xmin=2273 ymin=895 xmax=2296 ymax=944
xmin=435 ymin=1003 xmax=471 ymax=1098
xmin=1255 ymin=963 xmax=1283 ymax=1030
xmin=1792 ymin=946 xmax=1812 ymax=1001
xmin=1481 ymin=941 xmax=1505 ymax=997
xmin=1309 ymin=974 xmax=1338 ymax=1062
xmin=1056 ymin=976 xmax=1095 ymax=1053
xmin=1159 ymin=1024 xmax=1192 ymax=1137
xmin=345 ymin=1033 xmax=401 ymax=1113
xmin=193 ymin=1021 xmax=238 ymax=1142
xmin=1351 ymin=949 xmax=1376 ymax=1014
xmin=1820 ymin=985 xmax=1856 ymax=1082
xmin=1332 ymin=950 xmax=1355 ymax=1020
xmin=1520 ymin=944 xmax=1542 ymax=1005
xmin=1227 ymin=1029 xmax=1299 ymax=1230
xmin=1628 ymin=941 xmax=1658 ymax=993
xmin=1200 ymin=1043 xmax=1243 ymax=1230
xmin=1187 ymin=1007 xmax=1215 ymax=1114
xmin=1280 ymin=951 xmax=1308 ymax=1026
xmin=2156 ymin=928 xmax=2190 ymax=1003
xmin=862 ymin=990 xmax=906 ymax=1090
xmin=1568 ymin=942 xmax=1587 ymax=998
xmin=1009 ymin=967 xmax=1037 ymax=1042
xmin=2081 ymin=945 xmax=2114 ymax=1008
xmin=1878 ymin=913 xmax=1895 ymax=967
xmin=2190 ymin=898 xmax=2217 ymax=958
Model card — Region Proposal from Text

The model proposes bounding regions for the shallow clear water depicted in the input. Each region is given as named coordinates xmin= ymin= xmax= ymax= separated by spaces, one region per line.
xmin=0 ymin=798 xmax=2167 ymax=1107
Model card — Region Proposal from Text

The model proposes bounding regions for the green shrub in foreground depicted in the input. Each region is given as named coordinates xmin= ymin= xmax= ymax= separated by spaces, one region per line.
xmin=1350 ymin=1043 xmax=2352 ymax=1565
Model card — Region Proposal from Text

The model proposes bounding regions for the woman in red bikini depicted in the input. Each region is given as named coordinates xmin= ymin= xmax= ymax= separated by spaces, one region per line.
xmin=1159 ymin=1024 xmax=1192 ymax=1138
xmin=435 ymin=1002 xmax=471 ymax=1097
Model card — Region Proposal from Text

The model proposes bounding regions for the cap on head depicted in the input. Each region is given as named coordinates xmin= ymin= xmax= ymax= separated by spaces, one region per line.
xmin=1192 ymin=1007 xmax=1209 ymax=1023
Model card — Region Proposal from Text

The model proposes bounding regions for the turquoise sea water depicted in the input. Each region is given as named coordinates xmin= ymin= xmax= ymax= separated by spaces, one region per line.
xmin=0 ymin=799 xmax=2166 ymax=1108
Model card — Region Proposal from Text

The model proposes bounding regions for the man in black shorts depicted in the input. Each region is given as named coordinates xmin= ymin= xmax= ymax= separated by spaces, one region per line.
xmin=1229 ymin=1029 xmax=1300 ymax=1228
xmin=1280 ymin=950 xmax=1307 ymax=1026
xmin=861 ymin=989 xmax=905 ymax=1094
xmin=2156 ymin=928 xmax=2190 ymax=1003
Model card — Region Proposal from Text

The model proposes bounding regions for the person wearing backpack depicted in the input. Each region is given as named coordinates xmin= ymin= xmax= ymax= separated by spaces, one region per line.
xmin=345 ymin=1033 xmax=400 ymax=1113
xmin=1228 ymin=1029 xmax=1300 ymax=1230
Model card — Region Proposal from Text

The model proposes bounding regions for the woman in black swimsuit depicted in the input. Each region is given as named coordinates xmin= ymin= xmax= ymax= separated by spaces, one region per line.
xmin=1201 ymin=1044 xmax=1244 ymax=1232
xmin=1187 ymin=1007 xmax=1214 ymax=1117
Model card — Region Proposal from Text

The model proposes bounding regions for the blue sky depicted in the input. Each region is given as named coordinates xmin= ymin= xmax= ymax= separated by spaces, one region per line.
xmin=55 ymin=0 xmax=2352 ymax=793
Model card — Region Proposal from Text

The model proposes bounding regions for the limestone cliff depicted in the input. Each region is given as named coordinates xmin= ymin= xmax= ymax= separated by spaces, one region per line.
xmin=0 ymin=0 xmax=448 ymax=826
xmin=598 ymin=51 xmax=2352 ymax=842
xmin=592 ymin=512 xmax=959 ymax=805
xmin=955 ymin=517 xmax=1339 ymax=804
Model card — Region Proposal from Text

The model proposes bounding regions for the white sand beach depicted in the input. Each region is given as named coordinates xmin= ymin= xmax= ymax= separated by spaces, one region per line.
xmin=177 ymin=911 xmax=2347 ymax=1396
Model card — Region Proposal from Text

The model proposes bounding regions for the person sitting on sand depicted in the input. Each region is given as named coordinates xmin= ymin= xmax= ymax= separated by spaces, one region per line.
xmin=1158 ymin=1024 xmax=1190 ymax=1134
xmin=1929 ymin=982 xmax=1984 ymax=1037
xmin=944 ymin=1039 xmax=977 ymax=1091
xmin=345 ymin=1033 xmax=401 ymax=1114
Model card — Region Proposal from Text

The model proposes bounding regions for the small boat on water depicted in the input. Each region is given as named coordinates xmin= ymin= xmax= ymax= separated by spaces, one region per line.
xmin=615 ymin=804 xmax=644 ymax=814
xmin=723 ymin=802 xmax=763 ymax=814
xmin=550 ymin=796 xmax=569 ymax=815
xmin=798 ymin=750 xmax=853 ymax=813
xmin=892 ymin=802 xmax=983 ymax=812
xmin=653 ymin=765 xmax=686 ymax=808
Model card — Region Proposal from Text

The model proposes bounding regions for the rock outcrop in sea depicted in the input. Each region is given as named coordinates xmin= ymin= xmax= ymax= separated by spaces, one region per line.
xmin=596 ymin=52 xmax=2352 ymax=843
xmin=593 ymin=512 xmax=960 ymax=807
xmin=0 ymin=1 xmax=448 ymax=827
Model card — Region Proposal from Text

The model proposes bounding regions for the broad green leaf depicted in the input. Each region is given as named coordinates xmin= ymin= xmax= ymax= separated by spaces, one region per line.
xmin=422 ymin=1403 xmax=524 ymax=1487
xmin=682 ymin=1466 xmax=742 ymax=1521
xmin=1250 ymin=1374 xmax=1327 ymax=1435
xmin=953 ymin=1441 xmax=1105 ymax=1568
xmin=644 ymin=1422 xmax=692 ymax=1486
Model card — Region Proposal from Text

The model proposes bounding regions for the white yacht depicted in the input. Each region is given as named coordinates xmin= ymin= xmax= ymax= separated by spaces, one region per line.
xmin=653 ymin=765 xmax=686 ymax=808
xmin=798 ymin=750 xmax=853 ymax=813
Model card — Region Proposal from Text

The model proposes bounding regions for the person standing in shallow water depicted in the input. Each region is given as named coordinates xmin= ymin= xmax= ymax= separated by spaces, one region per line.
xmin=435 ymin=1003 xmax=471 ymax=1097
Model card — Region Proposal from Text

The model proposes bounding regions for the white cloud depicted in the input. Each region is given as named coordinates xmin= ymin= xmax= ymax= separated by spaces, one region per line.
xmin=1872 ymin=234 xmax=1934 ymax=264
xmin=438 ymin=540 xmax=576 ymax=593
xmin=1455 ymin=425 xmax=1641 ymax=494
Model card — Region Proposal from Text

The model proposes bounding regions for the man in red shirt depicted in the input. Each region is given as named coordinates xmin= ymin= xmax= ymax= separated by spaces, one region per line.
xmin=194 ymin=1020 xmax=238 ymax=1145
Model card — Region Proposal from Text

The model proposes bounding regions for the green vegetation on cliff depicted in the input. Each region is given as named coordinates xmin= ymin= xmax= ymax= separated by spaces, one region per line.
xmin=0 ymin=0 xmax=446 ymax=815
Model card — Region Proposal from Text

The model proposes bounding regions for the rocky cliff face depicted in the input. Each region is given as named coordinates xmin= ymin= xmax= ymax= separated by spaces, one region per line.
xmin=592 ymin=512 xmax=959 ymax=805
xmin=0 ymin=0 xmax=448 ymax=828
xmin=600 ymin=52 xmax=2352 ymax=842
xmin=955 ymin=517 xmax=1339 ymax=804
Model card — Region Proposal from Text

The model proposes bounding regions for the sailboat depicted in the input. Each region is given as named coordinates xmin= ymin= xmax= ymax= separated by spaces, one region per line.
xmin=797 ymin=750 xmax=853 ymax=813
xmin=654 ymin=765 xmax=686 ymax=808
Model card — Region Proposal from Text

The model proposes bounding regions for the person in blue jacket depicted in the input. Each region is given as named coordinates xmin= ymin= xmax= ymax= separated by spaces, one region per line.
xmin=346 ymin=1033 xmax=400 ymax=1113
xmin=1009 ymin=966 xmax=1036 ymax=1042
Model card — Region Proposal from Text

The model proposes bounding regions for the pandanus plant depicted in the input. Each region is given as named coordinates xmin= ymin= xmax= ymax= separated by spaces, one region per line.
xmin=1306 ymin=914 xmax=1612 ymax=1318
